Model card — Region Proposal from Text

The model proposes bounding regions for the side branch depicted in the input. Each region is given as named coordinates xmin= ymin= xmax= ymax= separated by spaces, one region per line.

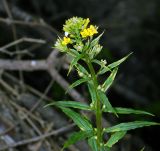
xmin=0 ymin=59 xmax=48 ymax=71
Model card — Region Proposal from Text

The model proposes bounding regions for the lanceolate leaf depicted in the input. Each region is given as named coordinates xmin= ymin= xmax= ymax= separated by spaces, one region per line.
xmin=68 ymin=78 xmax=90 ymax=91
xmin=92 ymin=59 xmax=112 ymax=74
xmin=102 ymin=67 xmax=118 ymax=92
xmin=98 ymin=90 xmax=117 ymax=117
xmin=68 ymin=54 xmax=83 ymax=75
xmin=75 ymin=64 xmax=89 ymax=75
xmin=104 ymin=121 xmax=159 ymax=133
xmin=45 ymin=101 xmax=91 ymax=110
xmin=104 ymin=107 xmax=154 ymax=116
xmin=63 ymin=130 xmax=93 ymax=150
xmin=108 ymin=52 xmax=132 ymax=69
xmin=88 ymin=81 xmax=97 ymax=104
xmin=90 ymin=32 xmax=104 ymax=48
xmin=61 ymin=107 xmax=93 ymax=130
xmin=106 ymin=131 xmax=126 ymax=148
xmin=88 ymin=136 xmax=98 ymax=151
xmin=69 ymin=48 xmax=80 ymax=57
xmin=99 ymin=53 xmax=132 ymax=75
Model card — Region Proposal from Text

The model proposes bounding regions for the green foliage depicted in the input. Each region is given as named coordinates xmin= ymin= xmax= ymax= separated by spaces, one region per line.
xmin=98 ymin=90 xmax=117 ymax=117
xmin=68 ymin=53 xmax=83 ymax=75
xmin=98 ymin=52 xmax=132 ymax=75
xmin=140 ymin=147 xmax=145 ymax=151
xmin=106 ymin=131 xmax=126 ymax=148
xmin=102 ymin=67 xmax=118 ymax=92
xmin=68 ymin=78 xmax=90 ymax=91
xmin=104 ymin=121 xmax=159 ymax=133
xmin=45 ymin=17 xmax=159 ymax=151
xmin=88 ymin=136 xmax=99 ymax=151
xmin=104 ymin=107 xmax=154 ymax=116
xmin=88 ymin=81 xmax=97 ymax=107
xmin=61 ymin=107 xmax=93 ymax=131
xmin=45 ymin=101 xmax=91 ymax=110
xmin=63 ymin=130 xmax=94 ymax=150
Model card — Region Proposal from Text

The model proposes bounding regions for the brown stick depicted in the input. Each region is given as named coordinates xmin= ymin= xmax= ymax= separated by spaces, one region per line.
xmin=0 ymin=124 xmax=75 ymax=150
xmin=0 ymin=59 xmax=48 ymax=71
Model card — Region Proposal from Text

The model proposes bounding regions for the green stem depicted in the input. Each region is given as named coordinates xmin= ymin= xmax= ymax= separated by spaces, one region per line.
xmin=85 ymin=57 xmax=102 ymax=149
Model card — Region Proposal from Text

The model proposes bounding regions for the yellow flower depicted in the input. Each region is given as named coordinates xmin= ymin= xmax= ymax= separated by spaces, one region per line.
xmin=80 ymin=25 xmax=98 ymax=38
xmin=62 ymin=37 xmax=72 ymax=45
xmin=80 ymin=29 xmax=89 ymax=38
xmin=88 ymin=25 xmax=98 ymax=36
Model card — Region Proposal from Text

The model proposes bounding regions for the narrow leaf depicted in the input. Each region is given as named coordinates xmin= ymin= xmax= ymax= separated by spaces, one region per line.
xmin=102 ymin=67 xmax=118 ymax=92
xmin=104 ymin=107 xmax=154 ymax=116
xmin=99 ymin=52 xmax=132 ymax=75
xmin=69 ymin=78 xmax=89 ymax=90
xmin=68 ymin=54 xmax=82 ymax=75
xmin=108 ymin=52 xmax=133 ymax=69
xmin=61 ymin=107 xmax=93 ymax=130
xmin=98 ymin=90 xmax=117 ymax=117
xmin=75 ymin=64 xmax=89 ymax=75
xmin=63 ymin=130 xmax=93 ymax=150
xmin=69 ymin=48 xmax=80 ymax=57
xmin=88 ymin=136 xmax=98 ymax=151
xmin=106 ymin=131 xmax=126 ymax=147
xmin=92 ymin=59 xmax=112 ymax=74
xmin=45 ymin=101 xmax=91 ymax=110
xmin=88 ymin=81 xmax=97 ymax=105
xmin=104 ymin=121 xmax=159 ymax=133
xmin=90 ymin=32 xmax=104 ymax=48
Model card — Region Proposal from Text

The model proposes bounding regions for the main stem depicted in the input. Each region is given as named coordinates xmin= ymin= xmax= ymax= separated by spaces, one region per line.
xmin=86 ymin=57 xmax=102 ymax=149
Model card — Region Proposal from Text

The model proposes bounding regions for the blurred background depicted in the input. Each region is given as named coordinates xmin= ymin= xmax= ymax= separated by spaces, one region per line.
xmin=0 ymin=0 xmax=160 ymax=151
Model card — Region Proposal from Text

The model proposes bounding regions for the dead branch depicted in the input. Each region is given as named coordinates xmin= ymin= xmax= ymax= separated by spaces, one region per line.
xmin=0 ymin=17 xmax=61 ymax=35
xmin=0 ymin=37 xmax=46 ymax=51
xmin=0 ymin=59 xmax=48 ymax=71
xmin=0 ymin=124 xmax=75 ymax=151
xmin=0 ymin=49 xmax=86 ymax=102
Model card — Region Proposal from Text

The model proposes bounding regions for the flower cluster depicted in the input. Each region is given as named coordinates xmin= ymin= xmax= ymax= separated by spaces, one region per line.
xmin=54 ymin=17 xmax=102 ymax=60
xmin=80 ymin=25 xmax=98 ymax=38
xmin=62 ymin=37 xmax=72 ymax=45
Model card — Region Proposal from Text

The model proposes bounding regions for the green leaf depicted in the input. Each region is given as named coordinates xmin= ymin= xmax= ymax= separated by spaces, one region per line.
xmin=92 ymin=59 xmax=112 ymax=74
xmin=88 ymin=81 xmax=97 ymax=106
xmin=99 ymin=53 xmax=132 ymax=75
xmin=140 ymin=147 xmax=145 ymax=151
xmin=104 ymin=107 xmax=154 ymax=116
xmin=106 ymin=131 xmax=126 ymax=148
xmin=102 ymin=67 xmax=118 ymax=92
xmin=63 ymin=130 xmax=93 ymax=150
xmin=68 ymin=54 xmax=83 ymax=75
xmin=100 ymin=145 xmax=110 ymax=151
xmin=90 ymin=32 xmax=104 ymax=48
xmin=88 ymin=136 xmax=98 ymax=151
xmin=61 ymin=107 xmax=93 ymax=130
xmin=75 ymin=64 xmax=89 ymax=75
xmin=68 ymin=78 xmax=89 ymax=91
xmin=98 ymin=90 xmax=117 ymax=117
xmin=108 ymin=52 xmax=132 ymax=69
xmin=69 ymin=48 xmax=80 ymax=57
xmin=45 ymin=101 xmax=91 ymax=110
xmin=104 ymin=121 xmax=159 ymax=133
